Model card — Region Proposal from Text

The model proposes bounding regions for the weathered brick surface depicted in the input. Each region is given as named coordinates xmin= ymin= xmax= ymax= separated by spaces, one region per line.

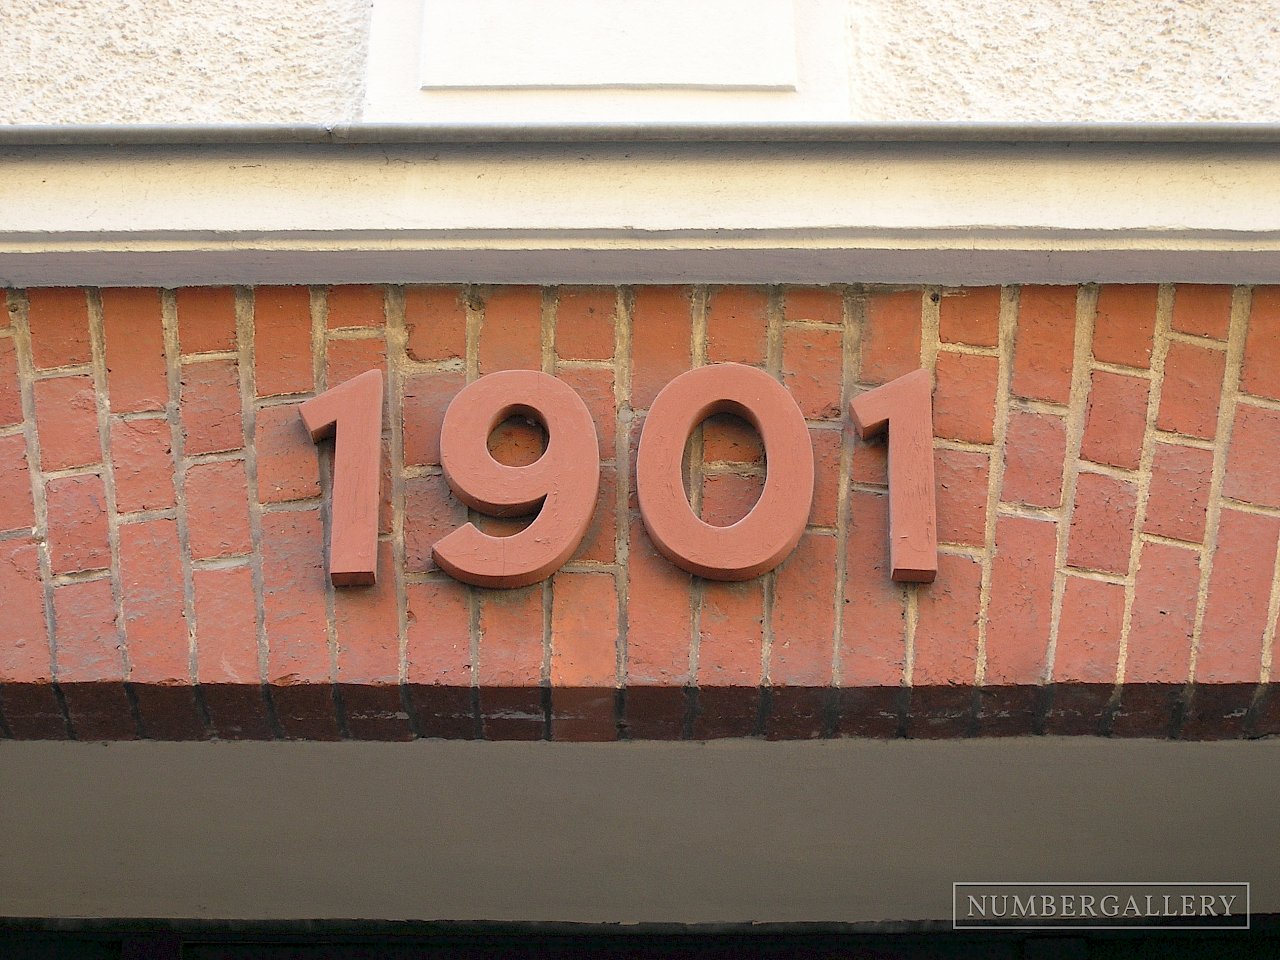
xmin=1 ymin=283 xmax=1276 ymax=741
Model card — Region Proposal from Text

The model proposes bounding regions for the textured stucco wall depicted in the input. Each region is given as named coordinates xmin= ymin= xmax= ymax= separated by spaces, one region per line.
xmin=1 ymin=0 xmax=372 ymax=123
xmin=1 ymin=0 xmax=1279 ymax=123
xmin=853 ymin=0 xmax=1280 ymax=121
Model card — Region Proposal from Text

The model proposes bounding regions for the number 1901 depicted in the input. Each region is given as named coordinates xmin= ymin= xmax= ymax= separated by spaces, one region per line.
xmin=300 ymin=364 xmax=937 ymax=589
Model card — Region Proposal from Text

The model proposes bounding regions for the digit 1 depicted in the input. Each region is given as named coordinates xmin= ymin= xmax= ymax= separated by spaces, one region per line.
xmin=432 ymin=370 xmax=600 ymax=589
xmin=298 ymin=368 xmax=384 ymax=586
xmin=849 ymin=368 xmax=937 ymax=583
xmin=636 ymin=363 xmax=814 ymax=581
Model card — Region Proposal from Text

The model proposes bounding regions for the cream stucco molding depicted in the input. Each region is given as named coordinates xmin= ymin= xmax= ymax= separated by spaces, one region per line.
xmin=1 ymin=139 xmax=1278 ymax=285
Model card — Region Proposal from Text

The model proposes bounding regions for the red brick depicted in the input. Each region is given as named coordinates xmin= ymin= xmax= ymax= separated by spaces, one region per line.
xmin=625 ymin=517 xmax=693 ymax=686
xmin=406 ymin=579 xmax=472 ymax=681
xmin=261 ymin=509 xmax=337 ymax=738
xmin=985 ymin=516 xmax=1057 ymax=686
xmin=861 ymin=290 xmax=922 ymax=385
xmin=180 ymin=359 xmax=243 ymax=456
xmin=835 ymin=685 xmax=901 ymax=737
xmin=841 ymin=490 xmax=906 ymax=686
xmin=110 ymin=418 xmax=175 ymax=513
xmin=1225 ymin=403 xmax=1280 ymax=509
xmin=933 ymin=351 xmax=998 ymax=444
xmin=1171 ymin=284 xmax=1232 ymax=340
xmin=1001 ymin=411 xmax=1066 ymax=508
xmin=53 ymin=578 xmax=120 ymax=681
xmin=556 ymin=365 xmax=614 ymax=462
xmin=703 ymin=412 xmax=763 ymax=465
xmin=0 ymin=336 xmax=20 ymax=427
xmin=573 ymin=464 xmax=617 ymax=564
xmin=255 ymin=402 xmax=319 ymax=504
xmin=1079 ymin=370 xmax=1149 ymax=470
xmin=34 ymin=374 xmax=100 ymax=470
xmin=1124 ymin=542 xmax=1198 ymax=685
xmin=849 ymin=419 xmax=888 ymax=487
xmin=478 ymin=584 xmax=542 ymax=684
xmin=782 ymin=325 xmax=842 ymax=420
xmin=695 ymin=580 xmax=763 ymax=738
xmin=0 ymin=684 xmax=68 ymax=739
xmin=706 ymin=287 xmax=768 ymax=365
xmin=0 ymin=290 xmax=8 ymax=331
xmin=631 ymin=286 xmax=693 ymax=409
xmin=935 ymin=447 xmax=988 ymax=547
xmin=404 ymin=474 xmax=465 ymax=573
xmin=1241 ymin=286 xmax=1280 ymax=401
xmin=101 ymin=288 xmax=167 ymax=414
xmin=194 ymin=566 xmax=259 ymax=684
xmin=772 ymin=533 xmax=836 ymax=688
xmin=698 ymin=582 xmax=764 ymax=681
xmin=59 ymin=681 xmax=134 ymax=741
xmin=551 ymin=572 xmax=618 ymax=741
xmin=176 ymin=287 xmax=237 ymax=355
xmin=402 ymin=370 xmax=463 ymax=467
xmin=913 ymin=553 xmax=981 ymax=684
xmin=1093 ymin=285 xmax=1157 ymax=369
xmin=551 ymin=573 xmax=617 ymax=685
xmin=701 ymin=472 xmax=763 ymax=527
xmin=404 ymin=286 xmax=467 ymax=362
xmin=1053 ymin=576 xmax=1123 ymax=684
xmin=336 ymin=543 xmax=408 ymax=740
xmin=1068 ymin=472 xmax=1137 ymax=575
xmin=0 ymin=539 xmax=49 ymax=685
xmin=1012 ymin=286 xmax=1076 ymax=403
xmin=1158 ymin=342 xmax=1224 ymax=440
xmin=326 ymin=285 xmax=385 ymax=329
xmin=766 ymin=687 xmax=828 ymax=741
xmin=45 ymin=473 xmax=110 ymax=574
xmin=478 ymin=584 xmax=544 ymax=740
xmin=254 ymin=286 xmax=314 ymax=397
xmin=406 ymin=578 xmax=475 ymax=739
xmin=270 ymin=682 xmax=340 ymax=741
xmin=119 ymin=518 xmax=188 ymax=684
xmin=478 ymin=286 xmax=541 ymax=374
xmin=1196 ymin=509 xmax=1279 ymax=684
xmin=939 ymin=287 xmax=1000 ymax=347
xmin=335 ymin=540 xmax=399 ymax=685
xmin=326 ymin=336 xmax=386 ymax=388
xmin=784 ymin=286 xmax=842 ymax=324
xmin=0 ymin=537 xmax=63 ymax=738
xmin=808 ymin=427 xmax=840 ymax=527
xmin=1144 ymin=443 xmax=1212 ymax=543
xmin=0 ymin=434 xmax=34 ymax=532
xmin=186 ymin=460 xmax=253 ymax=560
xmin=27 ymin=288 xmax=91 ymax=369
xmin=201 ymin=682 xmax=273 ymax=740
xmin=555 ymin=287 xmax=615 ymax=361
xmin=911 ymin=553 xmax=981 ymax=737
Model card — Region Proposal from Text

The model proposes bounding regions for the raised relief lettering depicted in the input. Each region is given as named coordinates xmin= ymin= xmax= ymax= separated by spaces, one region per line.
xmin=299 ymin=369 xmax=385 ymax=586
xmin=432 ymin=370 xmax=600 ymax=588
xmin=636 ymin=363 xmax=814 ymax=580
xmin=849 ymin=368 xmax=937 ymax=582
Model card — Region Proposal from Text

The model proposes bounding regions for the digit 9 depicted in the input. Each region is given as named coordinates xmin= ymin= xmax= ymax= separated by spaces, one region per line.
xmin=431 ymin=370 xmax=600 ymax=588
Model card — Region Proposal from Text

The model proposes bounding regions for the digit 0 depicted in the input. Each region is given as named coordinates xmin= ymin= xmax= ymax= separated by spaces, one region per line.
xmin=636 ymin=363 xmax=814 ymax=580
xmin=432 ymin=370 xmax=600 ymax=588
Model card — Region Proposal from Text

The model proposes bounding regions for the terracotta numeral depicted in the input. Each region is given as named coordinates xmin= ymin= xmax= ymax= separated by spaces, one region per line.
xmin=636 ymin=363 xmax=814 ymax=581
xmin=299 ymin=369 xmax=385 ymax=586
xmin=849 ymin=368 xmax=937 ymax=583
xmin=432 ymin=370 xmax=600 ymax=588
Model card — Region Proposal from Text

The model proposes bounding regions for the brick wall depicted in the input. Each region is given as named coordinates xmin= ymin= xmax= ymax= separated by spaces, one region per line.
xmin=0 ymin=283 xmax=1276 ymax=741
